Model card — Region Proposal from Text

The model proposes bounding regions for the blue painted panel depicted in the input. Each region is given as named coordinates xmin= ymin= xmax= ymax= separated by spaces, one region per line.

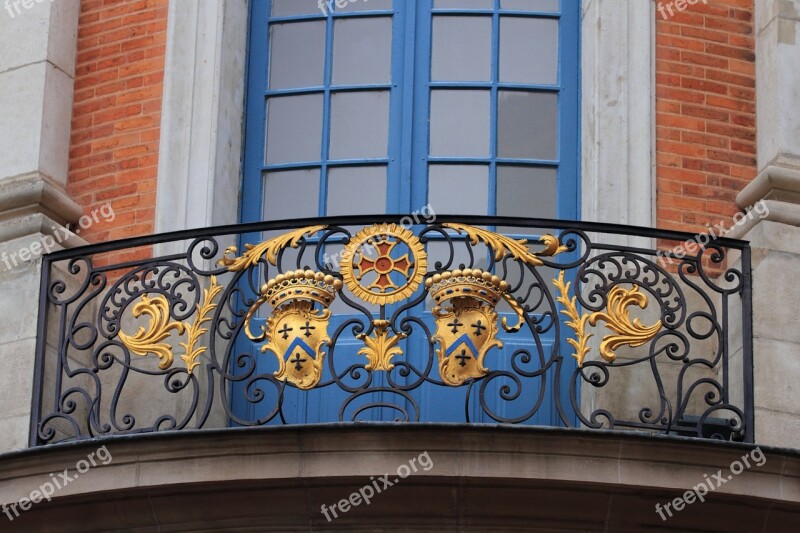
xmin=235 ymin=0 xmax=581 ymax=426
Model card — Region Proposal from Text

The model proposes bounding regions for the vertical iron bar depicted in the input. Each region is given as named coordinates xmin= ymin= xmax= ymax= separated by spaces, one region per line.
xmin=29 ymin=256 xmax=52 ymax=447
xmin=741 ymin=245 xmax=754 ymax=443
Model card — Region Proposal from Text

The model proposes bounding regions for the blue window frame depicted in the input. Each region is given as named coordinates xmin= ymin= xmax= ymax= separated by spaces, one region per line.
xmin=237 ymin=0 xmax=580 ymax=425
xmin=241 ymin=0 xmax=579 ymax=222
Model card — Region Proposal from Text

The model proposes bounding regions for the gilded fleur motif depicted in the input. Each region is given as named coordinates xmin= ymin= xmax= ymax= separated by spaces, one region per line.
xmin=357 ymin=320 xmax=407 ymax=372
xmin=118 ymin=276 xmax=222 ymax=374
xmin=553 ymin=270 xmax=663 ymax=367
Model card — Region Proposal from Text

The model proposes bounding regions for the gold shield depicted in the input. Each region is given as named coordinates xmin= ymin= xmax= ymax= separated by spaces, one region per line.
xmin=263 ymin=301 xmax=331 ymax=390
xmin=427 ymin=269 xmax=508 ymax=386
xmin=244 ymin=269 xmax=342 ymax=390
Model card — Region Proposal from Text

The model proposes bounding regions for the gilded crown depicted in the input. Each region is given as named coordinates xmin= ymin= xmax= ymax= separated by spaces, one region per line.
xmin=261 ymin=269 xmax=343 ymax=309
xmin=425 ymin=268 xmax=510 ymax=307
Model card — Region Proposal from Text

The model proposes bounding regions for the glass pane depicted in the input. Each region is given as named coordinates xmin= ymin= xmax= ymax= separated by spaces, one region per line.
xmin=330 ymin=91 xmax=390 ymax=159
xmin=434 ymin=0 xmax=494 ymax=9
xmin=335 ymin=0 xmax=393 ymax=12
xmin=269 ymin=21 xmax=326 ymax=89
xmin=501 ymin=0 xmax=560 ymax=11
xmin=272 ymin=0 xmax=322 ymax=16
xmin=266 ymin=94 xmax=323 ymax=164
xmin=333 ymin=17 xmax=392 ymax=85
xmin=497 ymin=91 xmax=558 ymax=160
xmin=326 ymin=166 xmax=387 ymax=215
xmin=500 ymin=17 xmax=558 ymax=85
xmin=428 ymin=165 xmax=489 ymax=215
xmin=432 ymin=16 xmax=491 ymax=82
xmin=496 ymin=165 xmax=557 ymax=219
xmin=263 ymin=169 xmax=321 ymax=219
xmin=430 ymin=90 xmax=490 ymax=157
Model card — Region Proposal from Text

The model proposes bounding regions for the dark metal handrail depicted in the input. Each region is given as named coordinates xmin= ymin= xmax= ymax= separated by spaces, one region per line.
xmin=30 ymin=215 xmax=754 ymax=446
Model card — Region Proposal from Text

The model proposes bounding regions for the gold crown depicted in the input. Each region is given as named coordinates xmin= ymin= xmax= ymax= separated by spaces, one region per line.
xmin=261 ymin=269 xmax=343 ymax=309
xmin=425 ymin=269 xmax=510 ymax=307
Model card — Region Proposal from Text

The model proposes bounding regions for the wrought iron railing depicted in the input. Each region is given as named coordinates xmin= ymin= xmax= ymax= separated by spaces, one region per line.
xmin=30 ymin=216 xmax=754 ymax=445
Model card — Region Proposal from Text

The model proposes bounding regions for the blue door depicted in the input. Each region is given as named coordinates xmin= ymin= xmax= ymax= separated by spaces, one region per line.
xmin=236 ymin=0 xmax=580 ymax=425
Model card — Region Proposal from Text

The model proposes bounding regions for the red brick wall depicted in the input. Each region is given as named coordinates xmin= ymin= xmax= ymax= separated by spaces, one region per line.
xmin=65 ymin=0 xmax=757 ymax=257
xmin=655 ymin=0 xmax=757 ymax=234
xmin=67 ymin=0 xmax=168 ymax=264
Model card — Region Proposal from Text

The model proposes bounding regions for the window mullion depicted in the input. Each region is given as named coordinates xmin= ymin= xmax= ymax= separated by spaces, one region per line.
xmin=319 ymin=12 xmax=335 ymax=217
xmin=407 ymin=0 xmax=433 ymax=213
xmin=489 ymin=0 xmax=501 ymax=219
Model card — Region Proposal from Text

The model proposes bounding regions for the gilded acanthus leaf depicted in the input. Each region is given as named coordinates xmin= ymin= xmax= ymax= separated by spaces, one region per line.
xmin=119 ymin=277 xmax=223 ymax=374
xmin=553 ymin=271 xmax=663 ymax=367
xmin=553 ymin=270 xmax=592 ymax=367
xmin=538 ymin=234 xmax=570 ymax=257
xmin=218 ymin=225 xmax=327 ymax=272
xmin=178 ymin=276 xmax=223 ymax=374
xmin=442 ymin=223 xmax=567 ymax=268
xmin=443 ymin=223 xmax=543 ymax=267
xmin=118 ymin=295 xmax=186 ymax=370
xmin=588 ymin=285 xmax=663 ymax=363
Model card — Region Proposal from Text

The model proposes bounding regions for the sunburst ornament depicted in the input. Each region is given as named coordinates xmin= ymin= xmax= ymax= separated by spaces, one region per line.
xmin=341 ymin=223 xmax=427 ymax=305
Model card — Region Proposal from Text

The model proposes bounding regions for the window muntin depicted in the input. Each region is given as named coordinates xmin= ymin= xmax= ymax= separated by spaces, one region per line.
xmin=243 ymin=0 xmax=578 ymax=222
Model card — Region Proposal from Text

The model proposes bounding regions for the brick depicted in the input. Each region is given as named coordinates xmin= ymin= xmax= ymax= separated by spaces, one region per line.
xmin=655 ymin=0 xmax=755 ymax=235
xmin=68 ymin=0 xmax=167 ymax=247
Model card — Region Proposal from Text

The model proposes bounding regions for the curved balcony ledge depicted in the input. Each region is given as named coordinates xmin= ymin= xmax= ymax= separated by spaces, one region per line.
xmin=0 ymin=425 xmax=798 ymax=531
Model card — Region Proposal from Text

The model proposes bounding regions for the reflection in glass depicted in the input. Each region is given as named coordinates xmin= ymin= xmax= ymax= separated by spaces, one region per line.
xmin=272 ymin=0 xmax=322 ymax=17
xmin=434 ymin=0 xmax=494 ymax=8
xmin=500 ymin=17 xmax=559 ymax=84
xmin=330 ymin=91 xmax=390 ymax=159
xmin=501 ymin=0 xmax=560 ymax=11
xmin=498 ymin=91 xmax=558 ymax=160
xmin=430 ymin=90 xmax=490 ymax=157
xmin=327 ymin=166 xmax=387 ymax=215
xmin=432 ymin=16 xmax=492 ymax=81
xmin=496 ymin=165 xmax=557 ymax=220
xmin=333 ymin=17 xmax=392 ymax=85
xmin=428 ymin=165 xmax=489 ymax=215
xmin=263 ymin=169 xmax=320 ymax=219
xmin=266 ymin=94 xmax=323 ymax=164
xmin=269 ymin=21 xmax=326 ymax=89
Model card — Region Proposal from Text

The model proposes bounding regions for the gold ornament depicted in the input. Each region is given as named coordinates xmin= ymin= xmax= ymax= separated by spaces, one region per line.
xmin=118 ymin=276 xmax=222 ymax=374
xmin=253 ymin=270 xmax=342 ymax=390
xmin=340 ymin=223 xmax=427 ymax=306
xmin=553 ymin=270 xmax=663 ymax=367
xmin=427 ymin=269 xmax=508 ymax=386
xmin=357 ymin=320 xmax=407 ymax=372
xmin=588 ymin=284 xmax=663 ymax=363
xmin=219 ymin=225 xmax=327 ymax=271
xmin=441 ymin=223 xmax=568 ymax=268
xmin=553 ymin=270 xmax=592 ymax=367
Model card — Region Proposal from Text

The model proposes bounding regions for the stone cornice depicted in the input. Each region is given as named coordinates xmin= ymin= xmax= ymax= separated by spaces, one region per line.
xmin=0 ymin=172 xmax=83 ymax=228
xmin=737 ymin=159 xmax=800 ymax=209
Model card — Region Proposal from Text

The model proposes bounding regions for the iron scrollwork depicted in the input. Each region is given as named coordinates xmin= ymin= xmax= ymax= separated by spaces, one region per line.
xmin=32 ymin=216 xmax=754 ymax=445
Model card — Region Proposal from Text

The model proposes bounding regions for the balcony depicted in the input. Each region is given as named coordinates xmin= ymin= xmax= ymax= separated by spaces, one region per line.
xmin=30 ymin=215 xmax=753 ymax=446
